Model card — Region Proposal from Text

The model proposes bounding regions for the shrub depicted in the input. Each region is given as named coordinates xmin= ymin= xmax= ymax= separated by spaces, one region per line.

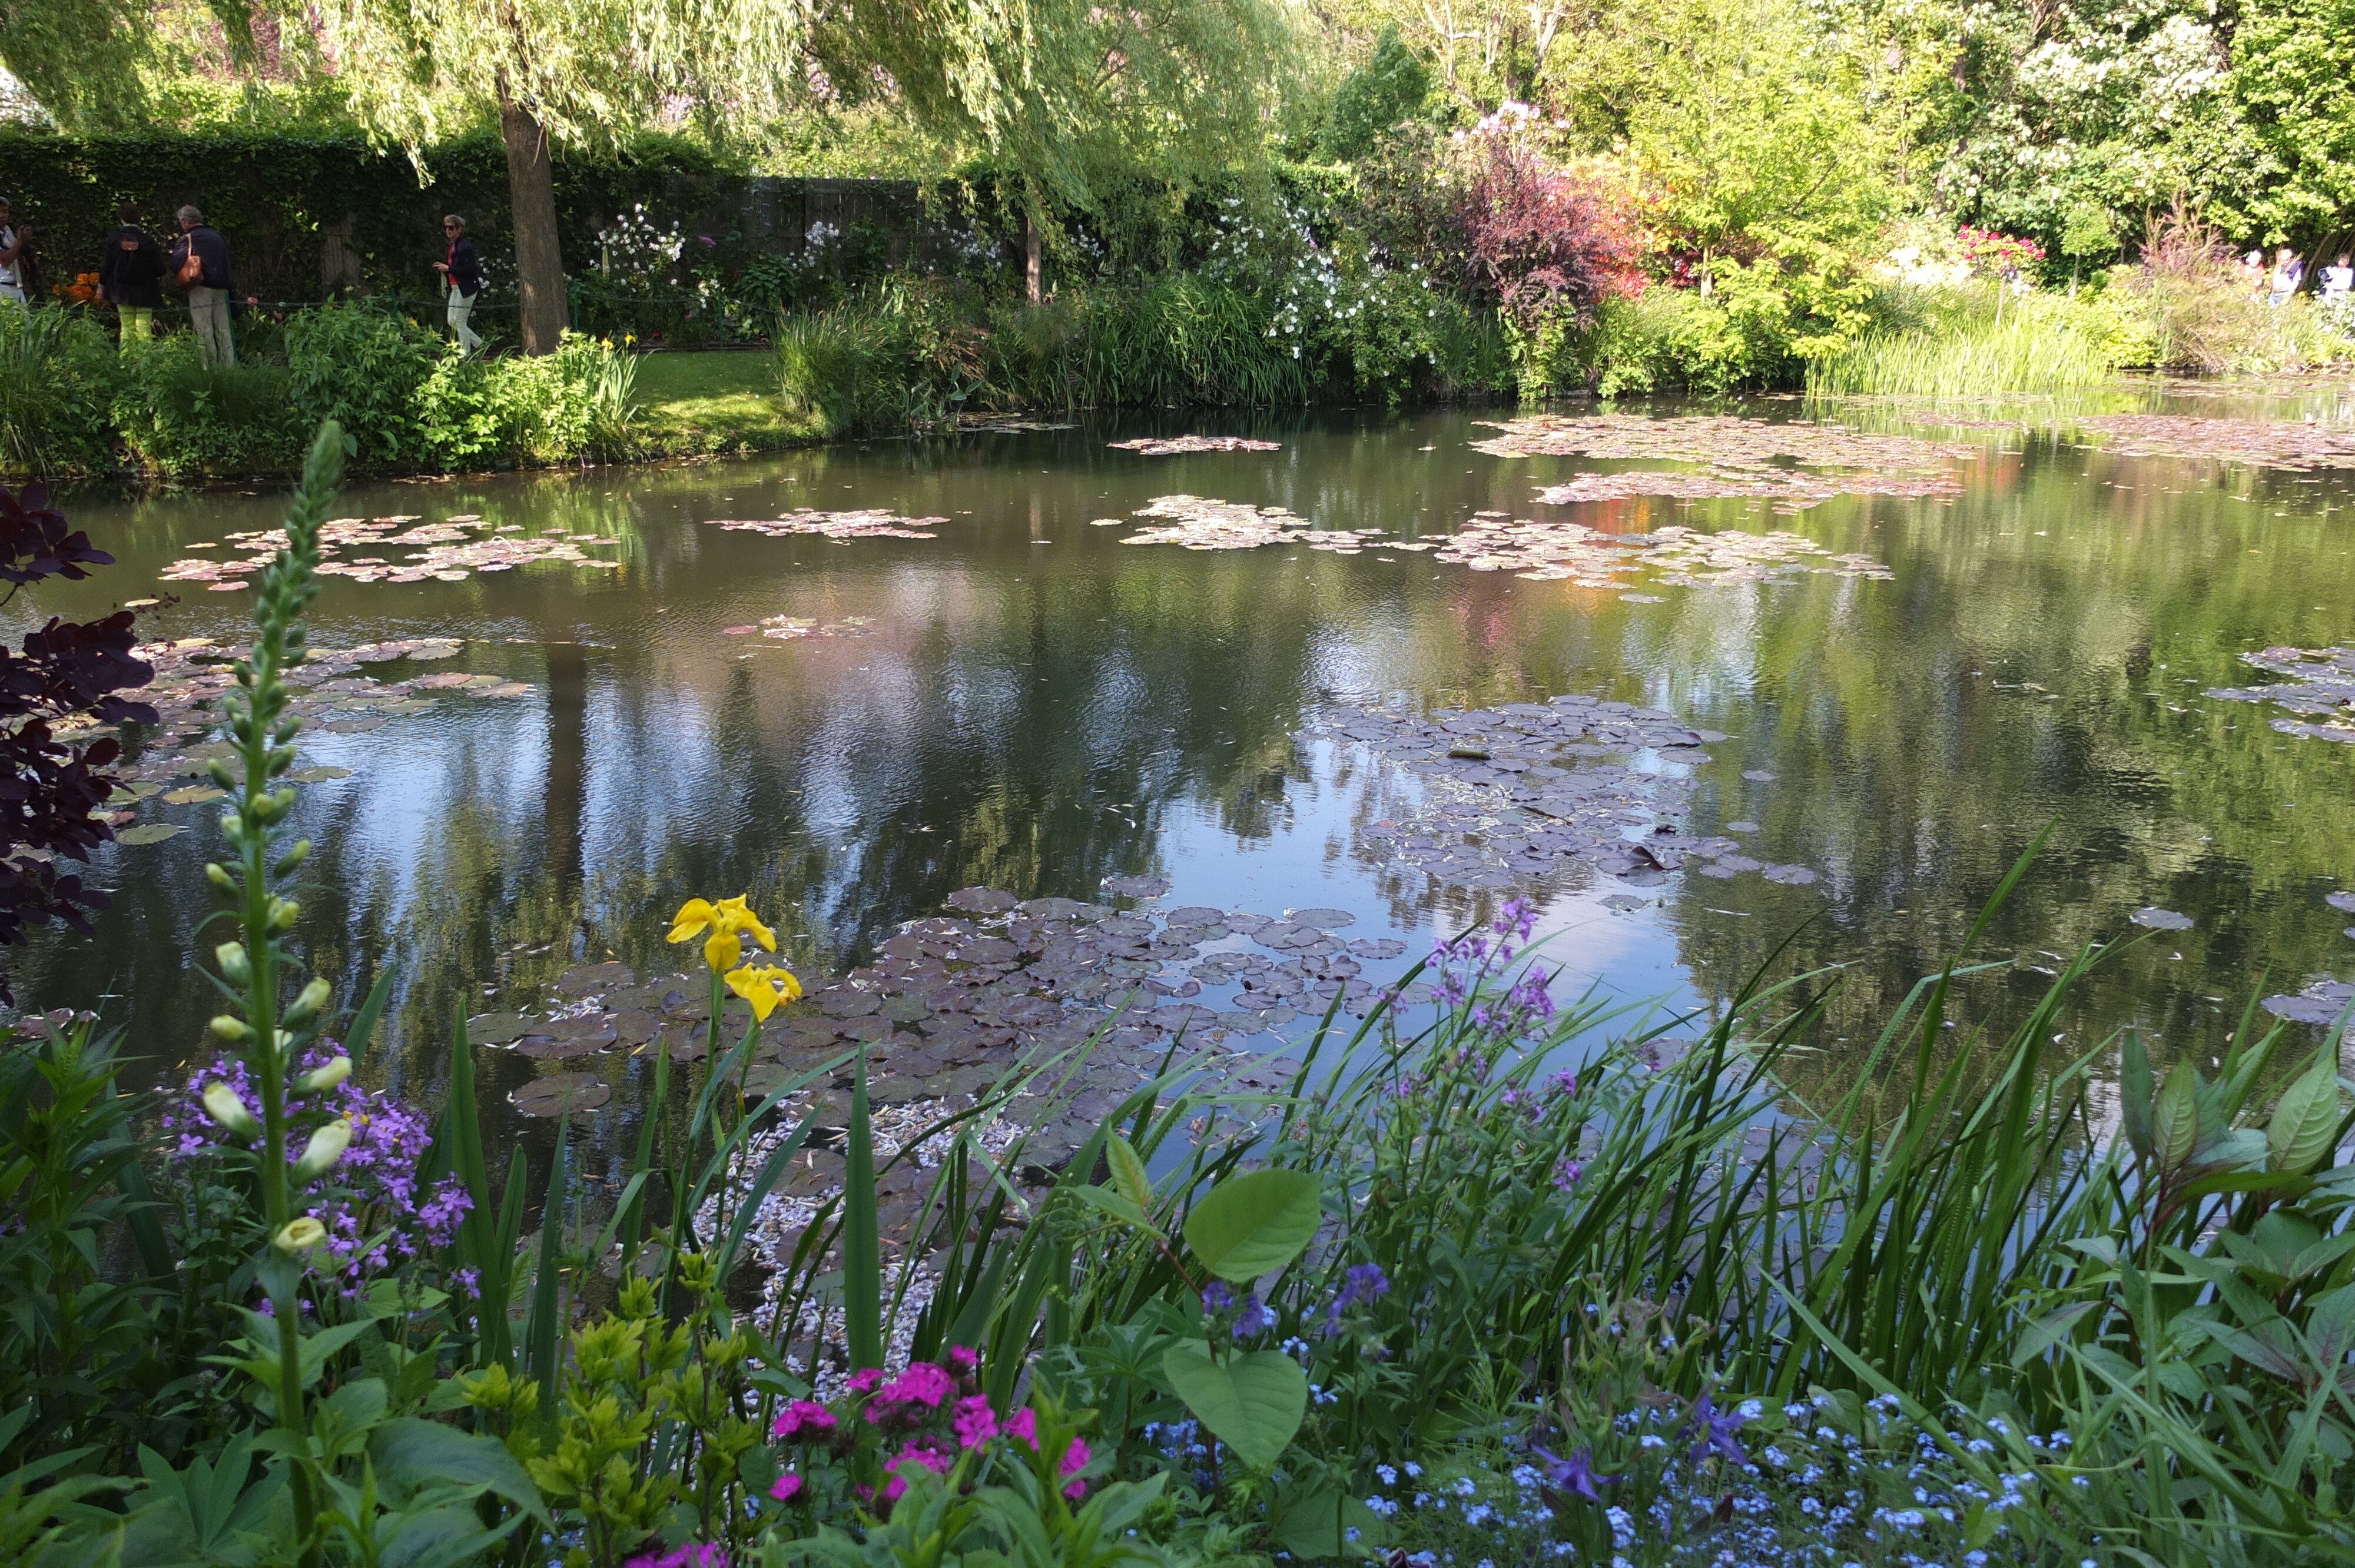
xmin=111 ymin=332 xmax=306 ymax=477
xmin=414 ymin=333 xmax=634 ymax=468
xmin=0 ymin=307 xmax=124 ymax=477
xmin=1452 ymin=123 xmax=1644 ymax=335
xmin=1324 ymin=25 xmax=1435 ymax=161
xmin=284 ymin=303 xmax=440 ymax=466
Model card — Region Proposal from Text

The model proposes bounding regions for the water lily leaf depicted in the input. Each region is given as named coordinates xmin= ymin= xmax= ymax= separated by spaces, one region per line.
xmin=2130 ymin=907 xmax=2194 ymax=931
xmin=115 ymin=823 xmax=185 ymax=845
xmin=509 ymin=1074 xmax=609 ymax=1117
xmin=286 ymin=766 xmax=353 ymax=783
xmin=162 ymin=785 xmax=226 ymax=805
xmin=464 ymin=1012 xmax=538 ymax=1045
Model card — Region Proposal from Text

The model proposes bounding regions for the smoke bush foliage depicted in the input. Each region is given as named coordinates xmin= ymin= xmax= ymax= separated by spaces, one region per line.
xmin=0 ymin=481 xmax=153 ymax=1001
xmin=1450 ymin=115 xmax=1646 ymax=333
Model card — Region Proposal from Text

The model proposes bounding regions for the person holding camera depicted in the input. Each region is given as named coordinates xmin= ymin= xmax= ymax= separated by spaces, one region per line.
xmin=171 ymin=204 xmax=236 ymax=366
xmin=99 ymin=204 xmax=164 ymax=343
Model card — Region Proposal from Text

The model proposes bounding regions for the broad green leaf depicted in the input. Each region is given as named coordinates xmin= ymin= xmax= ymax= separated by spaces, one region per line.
xmin=2154 ymin=1061 xmax=2199 ymax=1167
xmin=1069 ymin=1183 xmax=1163 ymax=1237
xmin=1183 ymin=1168 xmax=1320 ymax=1283
xmin=1159 ymin=1344 xmax=1306 ymax=1470
xmin=370 ymin=1417 xmax=549 ymax=1523
xmin=1107 ymin=1134 xmax=1153 ymax=1213
xmin=2269 ymin=1047 xmax=2344 ymax=1175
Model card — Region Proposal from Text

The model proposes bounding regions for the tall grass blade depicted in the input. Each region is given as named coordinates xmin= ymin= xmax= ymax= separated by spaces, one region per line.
xmin=342 ymin=968 xmax=397 ymax=1065
xmin=844 ymin=1051 xmax=883 ymax=1371
xmin=525 ymin=1131 xmax=568 ymax=1414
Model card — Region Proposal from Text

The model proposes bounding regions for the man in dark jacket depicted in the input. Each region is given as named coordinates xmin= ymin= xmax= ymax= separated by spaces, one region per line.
xmin=171 ymin=204 xmax=236 ymax=366
xmin=98 ymin=204 xmax=164 ymax=344
xmin=432 ymin=214 xmax=484 ymax=356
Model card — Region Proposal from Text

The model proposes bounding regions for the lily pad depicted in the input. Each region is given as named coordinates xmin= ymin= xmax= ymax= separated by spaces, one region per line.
xmin=115 ymin=823 xmax=185 ymax=846
xmin=286 ymin=766 xmax=353 ymax=783
xmin=509 ymin=1074 xmax=610 ymax=1117
xmin=1285 ymin=907 xmax=1356 ymax=929
xmin=1103 ymin=873 xmax=1171 ymax=898
xmin=555 ymin=961 xmax=636 ymax=996
xmin=2130 ymin=907 xmax=2195 ymax=931
xmin=161 ymin=785 xmax=226 ymax=805
xmin=464 ymin=1011 xmax=539 ymax=1045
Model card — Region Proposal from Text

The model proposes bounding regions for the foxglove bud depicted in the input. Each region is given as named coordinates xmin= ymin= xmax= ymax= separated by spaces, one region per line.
xmin=284 ymin=978 xmax=331 ymax=1026
xmin=301 ymin=1055 xmax=353 ymax=1092
xmin=216 ymin=942 xmax=251 ymax=984
xmin=292 ymin=1119 xmax=353 ymax=1184
xmin=201 ymin=1080 xmax=260 ymax=1138
xmin=274 ymin=1217 xmax=327 ymax=1253
xmin=208 ymin=1014 xmax=251 ymax=1041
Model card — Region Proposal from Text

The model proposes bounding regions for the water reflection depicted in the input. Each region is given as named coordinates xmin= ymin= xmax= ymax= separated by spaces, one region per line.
xmin=10 ymin=398 xmax=2355 ymax=1163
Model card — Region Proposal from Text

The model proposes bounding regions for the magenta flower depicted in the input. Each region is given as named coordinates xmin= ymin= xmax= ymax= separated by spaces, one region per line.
xmin=844 ymin=1368 xmax=886 ymax=1396
xmin=769 ymin=1471 xmax=804 ymax=1502
xmin=1007 ymin=1407 xmax=1039 ymax=1447
xmin=947 ymin=1344 xmax=979 ymax=1372
xmin=772 ymin=1400 xmax=837 ymax=1440
xmin=1061 ymin=1437 xmax=1089 ymax=1477
xmin=953 ymin=1395 xmax=998 ymax=1449
xmin=877 ymin=1362 xmax=956 ymax=1408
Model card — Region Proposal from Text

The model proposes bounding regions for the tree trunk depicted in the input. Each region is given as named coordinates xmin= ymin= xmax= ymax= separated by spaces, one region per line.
xmin=500 ymin=87 xmax=568 ymax=354
xmin=1023 ymin=215 xmax=1041 ymax=305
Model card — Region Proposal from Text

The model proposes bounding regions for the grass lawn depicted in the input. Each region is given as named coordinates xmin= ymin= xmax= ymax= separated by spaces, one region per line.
xmin=629 ymin=348 xmax=821 ymax=455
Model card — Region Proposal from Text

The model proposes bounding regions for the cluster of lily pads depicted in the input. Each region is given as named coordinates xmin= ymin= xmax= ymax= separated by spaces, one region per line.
xmin=719 ymin=616 xmax=880 ymax=642
xmin=59 ymin=636 xmax=530 ymax=848
xmin=1116 ymin=496 xmax=1402 ymax=553
xmin=706 ymin=510 xmax=953 ymax=543
xmin=1435 ymin=514 xmax=1893 ymax=590
xmin=2205 ymin=644 xmax=2355 ymax=743
xmin=1106 ymin=436 xmax=1283 ymax=456
xmin=1471 ymin=414 xmax=1974 ymax=505
xmin=2074 ymin=414 xmax=2355 ymax=469
xmin=1304 ymin=697 xmax=1822 ymax=897
xmin=158 ymin=514 xmax=623 ymax=588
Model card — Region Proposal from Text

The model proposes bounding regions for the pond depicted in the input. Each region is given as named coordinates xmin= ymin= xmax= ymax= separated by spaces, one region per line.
xmin=12 ymin=390 xmax=2355 ymax=1186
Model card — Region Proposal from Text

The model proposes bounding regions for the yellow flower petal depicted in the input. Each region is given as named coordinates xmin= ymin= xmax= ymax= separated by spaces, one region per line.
xmin=704 ymin=929 xmax=743 ymax=972
xmin=667 ymin=898 xmax=719 ymax=944
xmin=725 ymin=964 xmax=786 ymax=1021
xmin=713 ymin=894 xmax=778 ymax=952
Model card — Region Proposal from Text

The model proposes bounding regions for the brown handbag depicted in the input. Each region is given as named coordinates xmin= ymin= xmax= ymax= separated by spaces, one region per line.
xmin=174 ymin=242 xmax=204 ymax=289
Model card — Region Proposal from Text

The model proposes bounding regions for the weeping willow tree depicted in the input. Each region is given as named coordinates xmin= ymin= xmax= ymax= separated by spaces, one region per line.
xmin=1 ymin=0 xmax=1301 ymax=348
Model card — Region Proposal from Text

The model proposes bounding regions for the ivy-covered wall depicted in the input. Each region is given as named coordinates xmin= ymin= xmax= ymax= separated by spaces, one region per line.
xmin=0 ymin=127 xmax=933 ymax=303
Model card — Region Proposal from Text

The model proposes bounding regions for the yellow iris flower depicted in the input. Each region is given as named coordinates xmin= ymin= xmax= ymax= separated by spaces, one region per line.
xmin=725 ymin=962 xmax=804 ymax=1021
xmin=669 ymin=895 xmax=780 ymax=973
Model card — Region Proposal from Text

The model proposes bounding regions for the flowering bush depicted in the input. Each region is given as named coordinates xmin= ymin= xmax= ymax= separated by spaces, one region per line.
xmin=1955 ymin=227 xmax=2046 ymax=276
xmin=164 ymin=1046 xmax=471 ymax=1305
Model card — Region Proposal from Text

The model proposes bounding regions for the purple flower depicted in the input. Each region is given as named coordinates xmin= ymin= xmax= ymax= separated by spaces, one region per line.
xmin=1533 ymin=1444 xmax=1617 ymax=1502
xmin=1553 ymin=1159 xmax=1584 ymax=1191
xmin=1495 ymin=898 xmax=1537 ymax=942
xmin=1685 ymin=1395 xmax=1747 ymax=1466
xmin=1202 ymin=1281 xmax=1235 ymax=1313
xmin=1232 ymin=1295 xmax=1276 ymax=1338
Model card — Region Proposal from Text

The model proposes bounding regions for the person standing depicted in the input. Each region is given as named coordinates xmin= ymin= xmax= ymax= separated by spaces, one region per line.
xmin=0 ymin=197 xmax=27 ymax=304
xmin=171 ymin=204 xmax=236 ymax=366
xmin=432 ymin=214 xmax=483 ymax=356
xmin=2268 ymin=245 xmax=2304 ymax=307
xmin=2321 ymin=254 xmax=2353 ymax=305
xmin=98 ymin=204 xmax=164 ymax=343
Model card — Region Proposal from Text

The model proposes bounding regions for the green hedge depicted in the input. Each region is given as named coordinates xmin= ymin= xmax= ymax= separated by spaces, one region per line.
xmin=0 ymin=127 xmax=932 ymax=308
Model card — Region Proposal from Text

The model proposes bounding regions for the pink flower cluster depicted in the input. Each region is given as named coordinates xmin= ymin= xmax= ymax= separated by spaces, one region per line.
xmin=762 ymin=1348 xmax=1096 ymax=1516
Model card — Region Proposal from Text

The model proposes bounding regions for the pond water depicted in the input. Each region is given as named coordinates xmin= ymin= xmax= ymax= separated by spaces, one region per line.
xmin=12 ymin=390 xmax=2355 ymax=1180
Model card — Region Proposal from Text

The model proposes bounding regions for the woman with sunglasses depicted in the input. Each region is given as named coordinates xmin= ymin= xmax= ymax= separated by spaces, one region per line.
xmin=432 ymin=214 xmax=483 ymax=355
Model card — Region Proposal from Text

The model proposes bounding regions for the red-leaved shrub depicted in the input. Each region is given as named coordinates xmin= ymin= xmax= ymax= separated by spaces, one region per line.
xmin=1451 ymin=129 xmax=1646 ymax=331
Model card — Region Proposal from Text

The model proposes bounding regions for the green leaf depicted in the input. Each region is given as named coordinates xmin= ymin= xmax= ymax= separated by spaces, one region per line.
xmin=1107 ymin=1134 xmax=1153 ymax=1212
xmin=369 ymin=1417 xmax=549 ymax=1523
xmin=1183 ymin=1168 xmax=1320 ymax=1283
xmin=845 ymin=1049 xmax=883 ymax=1371
xmin=2154 ymin=1060 xmax=2199 ymax=1167
xmin=2012 ymin=1300 xmax=2100 ymax=1368
xmin=2119 ymin=1032 xmax=2153 ymax=1161
xmin=1159 ymin=1344 xmax=1307 ymax=1470
xmin=1069 ymin=1183 xmax=1164 ymax=1237
xmin=2269 ymin=1046 xmax=2344 ymax=1175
